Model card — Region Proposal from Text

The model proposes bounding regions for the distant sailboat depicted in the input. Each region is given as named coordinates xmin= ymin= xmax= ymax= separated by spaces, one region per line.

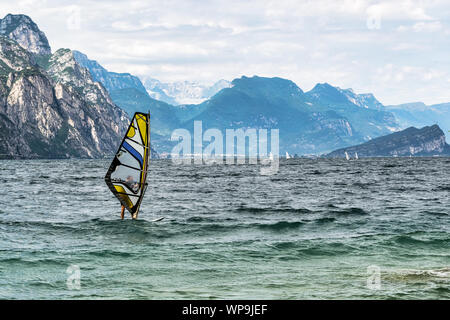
xmin=354 ymin=152 xmax=359 ymax=160
xmin=345 ymin=151 xmax=350 ymax=161
xmin=285 ymin=151 xmax=291 ymax=159
xmin=269 ymin=152 xmax=274 ymax=160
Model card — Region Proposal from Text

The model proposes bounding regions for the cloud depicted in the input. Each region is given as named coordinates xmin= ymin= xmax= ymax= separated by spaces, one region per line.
xmin=398 ymin=21 xmax=443 ymax=32
xmin=367 ymin=1 xmax=433 ymax=21
xmin=412 ymin=21 xmax=443 ymax=32
xmin=0 ymin=0 xmax=449 ymax=104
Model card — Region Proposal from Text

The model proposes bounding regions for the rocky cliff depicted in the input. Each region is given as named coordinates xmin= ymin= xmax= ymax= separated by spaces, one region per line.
xmin=73 ymin=50 xmax=147 ymax=94
xmin=0 ymin=14 xmax=51 ymax=55
xmin=325 ymin=125 xmax=450 ymax=158
xmin=0 ymin=14 xmax=157 ymax=159
xmin=385 ymin=102 xmax=450 ymax=142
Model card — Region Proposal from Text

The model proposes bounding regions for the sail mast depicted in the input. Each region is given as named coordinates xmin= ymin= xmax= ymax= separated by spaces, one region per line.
xmin=133 ymin=111 xmax=150 ymax=219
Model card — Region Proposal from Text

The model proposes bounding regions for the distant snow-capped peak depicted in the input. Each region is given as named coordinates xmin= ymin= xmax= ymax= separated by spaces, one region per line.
xmin=143 ymin=78 xmax=231 ymax=105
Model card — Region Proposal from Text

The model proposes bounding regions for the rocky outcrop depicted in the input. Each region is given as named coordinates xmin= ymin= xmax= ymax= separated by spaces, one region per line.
xmin=0 ymin=16 xmax=158 ymax=159
xmin=385 ymin=102 xmax=450 ymax=142
xmin=73 ymin=50 xmax=148 ymax=94
xmin=0 ymin=14 xmax=51 ymax=55
xmin=325 ymin=125 xmax=450 ymax=157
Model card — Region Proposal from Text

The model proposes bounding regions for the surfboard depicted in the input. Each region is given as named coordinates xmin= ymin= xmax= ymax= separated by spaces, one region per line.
xmin=105 ymin=112 xmax=151 ymax=219
xmin=152 ymin=217 xmax=165 ymax=222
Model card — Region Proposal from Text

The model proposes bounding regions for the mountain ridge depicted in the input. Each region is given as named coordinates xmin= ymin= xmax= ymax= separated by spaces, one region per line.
xmin=326 ymin=124 xmax=450 ymax=157
xmin=73 ymin=50 xmax=147 ymax=94
xmin=0 ymin=14 xmax=51 ymax=55
xmin=385 ymin=101 xmax=450 ymax=141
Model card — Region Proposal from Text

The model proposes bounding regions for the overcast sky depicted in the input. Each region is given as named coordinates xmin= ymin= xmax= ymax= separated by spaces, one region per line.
xmin=1 ymin=0 xmax=449 ymax=105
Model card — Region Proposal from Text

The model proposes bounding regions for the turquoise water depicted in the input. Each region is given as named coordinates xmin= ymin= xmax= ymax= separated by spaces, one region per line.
xmin=0 ymin=158 xmax=449 ymax=299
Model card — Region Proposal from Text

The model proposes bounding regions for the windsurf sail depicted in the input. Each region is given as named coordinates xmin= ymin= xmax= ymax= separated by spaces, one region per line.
xmin=105 ymin=112 xmax=150 ymax=217
xmin=345 ymin=151 xmax=350 ymax=160
xmin=286 ymin=152 xmax=291 ymax=159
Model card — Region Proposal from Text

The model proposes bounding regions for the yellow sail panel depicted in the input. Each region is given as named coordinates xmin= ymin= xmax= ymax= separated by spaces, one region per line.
xmin=114 ymin=185 xmax=133 ymax=208
xmin=127 ymin=126 xmax=136 ymax=138
xmin=136 ymin=113 xmax=149 ymax=187
xmin=105 ymin=112 xmax=151 ymax=214
xmin=136 ymin=114 xmax=148 ymax=146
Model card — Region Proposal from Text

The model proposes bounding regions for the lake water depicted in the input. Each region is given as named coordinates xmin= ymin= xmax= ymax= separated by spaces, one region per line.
xmin=0 ymin=158 xmax=449 ymax=299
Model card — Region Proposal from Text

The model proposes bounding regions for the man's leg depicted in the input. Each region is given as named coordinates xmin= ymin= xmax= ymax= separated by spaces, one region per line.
xmin=121 ymin=205 xmax=125 ymax=220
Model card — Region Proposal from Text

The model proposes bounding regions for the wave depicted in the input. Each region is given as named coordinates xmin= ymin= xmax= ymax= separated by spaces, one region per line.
xmin=0 ymin=257 xmax=67 ymax=267
xmin=434 ymin=185 xmax=450 ymax=191
xmin=352 ymin=182 xmax=369 ymax=189
xmin=70 ymin=176 xmax=100 ymax=181
xmin=87 ymin=249 xmax=134 ymax=258
xmin=387 ymin=267 xmax=450 ymax=281
xmin=256 ymin=221 xmax=304 ymax=231
xmin=235 ymin=206 xmax=312 ymax=214
xmin=392 ymin=234 xmax=449 ymax=247
xmin=422 ymin=210 xmax=447 ymax=216
xmin=328 ymin=207 xmax=369 ymax=215
xmin=0 ymin=218 xmax=176 ymax=240
xmin=170 ymin=219 xmax=306 ymax=234
xmin=268 ymin=241 xmax=356 ymax=256
xmin=28 ymin=281 xmax=59 ymax=288
xmin=314 ymin=217 xmax=336 ymax=224
xmin=186 ymin=216 xmax=236 ymax=223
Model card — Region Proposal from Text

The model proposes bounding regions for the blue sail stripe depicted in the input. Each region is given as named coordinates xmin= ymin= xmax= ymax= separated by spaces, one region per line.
xmin=122 ymin=141 xmax=143 ymax=166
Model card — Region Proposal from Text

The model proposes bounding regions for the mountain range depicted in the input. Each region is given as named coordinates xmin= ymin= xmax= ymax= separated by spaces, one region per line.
xmin=169 ymin=77 xmax=398 ymax=154
xmin=1 ymin=13 xmax=449 ymax=158
xmin=73 ymin=50 xmax=404 ymax=154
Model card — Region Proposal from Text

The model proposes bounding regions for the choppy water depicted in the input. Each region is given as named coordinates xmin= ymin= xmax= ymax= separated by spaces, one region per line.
xmin=0 ymin=158 xmax=449 ymax=299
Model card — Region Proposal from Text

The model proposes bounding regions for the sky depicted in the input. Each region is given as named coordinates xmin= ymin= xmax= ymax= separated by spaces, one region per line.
xmin=1 ymin=0 xmax=450 ymax=105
